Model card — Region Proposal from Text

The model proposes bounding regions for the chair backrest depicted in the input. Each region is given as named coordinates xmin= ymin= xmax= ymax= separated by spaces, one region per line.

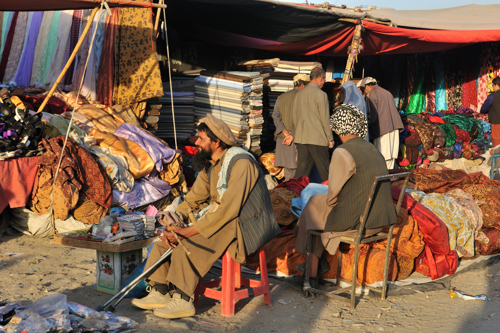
xmin=356 ymin=172 xmax=411 ymax=240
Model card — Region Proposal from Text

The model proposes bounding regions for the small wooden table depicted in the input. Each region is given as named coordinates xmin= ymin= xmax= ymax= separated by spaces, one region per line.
xmin=54 ymin=235 xmax=154 ymax=295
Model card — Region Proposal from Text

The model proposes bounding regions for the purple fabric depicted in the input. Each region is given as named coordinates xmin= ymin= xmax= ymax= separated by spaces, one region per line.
xmin=114 ymin=123 xmax=176 ymax=176
xmin=111 ymin=177 xmax=171 ymax=209
xmin=12 ymin=11 xmax=43 ymax=87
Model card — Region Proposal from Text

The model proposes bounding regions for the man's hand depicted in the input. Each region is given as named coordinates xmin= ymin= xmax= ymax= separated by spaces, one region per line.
xmin=328 ymin=140 xmax=335 ymax=148
xmin=158 ymin=230 xmax=178 ymax=248
xmin=159 ymin=211 xmax=184 ymax=227
xmin=283 ymin=135 xmax=294 ymax=146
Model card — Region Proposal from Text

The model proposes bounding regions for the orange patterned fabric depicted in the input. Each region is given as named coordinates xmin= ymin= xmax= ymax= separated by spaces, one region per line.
xmin=90 ymin=128 xmax=154 ymax=179
xmin=73 ymin=194 xmax=108 ymax=225
xmin=461 ymin=184 xmax=500 ymax=230
xmin=30 ymin=136 xmax=112 ymax=221
xmin=412 ymin=168 xmax=484 ymax=194
xmin=245 ymin=207 xmax=424 ymax=284
xmin=269 ymin=187 xmax=298 ymax=226
xmin=113 ymin=1 xmax=163 ymax=105
xmin=258 ymin=152 xmax=285 ymax=180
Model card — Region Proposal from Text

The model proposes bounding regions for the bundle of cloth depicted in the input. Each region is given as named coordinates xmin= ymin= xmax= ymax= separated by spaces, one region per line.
xmin=398 ymin=109 xmax=491 ymax=168
xmin=411 ymin=168 xmax=500 ymax=257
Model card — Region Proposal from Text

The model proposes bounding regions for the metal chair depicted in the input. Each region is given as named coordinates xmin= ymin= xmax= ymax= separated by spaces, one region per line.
xmin=490 ymin=154 xmax=500 ymax=180
xmin=302 ymin=172 xmax=411 ymax=310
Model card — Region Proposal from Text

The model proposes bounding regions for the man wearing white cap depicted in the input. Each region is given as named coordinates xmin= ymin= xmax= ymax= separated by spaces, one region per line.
xmin=272 ymin=73 xmax=310 ymax=180
xmin=131 ymin=115 xmax=280 ymax=319
xmin=359 ymin=77 xmax=403 ymax=169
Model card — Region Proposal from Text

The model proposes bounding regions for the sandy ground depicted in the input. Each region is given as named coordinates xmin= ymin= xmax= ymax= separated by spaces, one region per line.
xmin=2 ymin=234 xmax=500 ymax=333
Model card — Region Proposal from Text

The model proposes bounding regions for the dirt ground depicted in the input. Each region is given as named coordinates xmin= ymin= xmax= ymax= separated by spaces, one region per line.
xmin=2 ymin=234 xmax=500 ymax=333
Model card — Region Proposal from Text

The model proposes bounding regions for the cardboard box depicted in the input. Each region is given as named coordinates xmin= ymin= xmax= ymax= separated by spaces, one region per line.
xmin=96 ymin=249 xmax=142 ymax=295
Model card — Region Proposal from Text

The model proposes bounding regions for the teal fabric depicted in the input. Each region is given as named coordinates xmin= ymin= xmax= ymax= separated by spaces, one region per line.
xmin=34 ymin=11 xmax=61 ymax=84
xmin=435 ymin=56 xmax=448 ymax=111
xmin=0 ymin=12 xmax=13 ymax=57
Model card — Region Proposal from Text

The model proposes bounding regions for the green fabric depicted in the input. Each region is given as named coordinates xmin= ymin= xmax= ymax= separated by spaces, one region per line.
xmin=407 ymin=62 xmax=426 ymax=114
xmin=469 ymin=117 xmax=487 ymax=142
xmin=0 ymin=12 xmax=11 ymax=57
xmin=437 ymin=122 xmax=456 ymax=147
xmin=441 ymin=114 xmax=473 ymax=131
xmin=34 ymin=11 xmax=61 ymax=84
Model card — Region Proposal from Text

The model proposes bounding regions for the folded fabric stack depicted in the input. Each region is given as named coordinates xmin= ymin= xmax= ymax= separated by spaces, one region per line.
xmin=238 ymin=58 xmax=279 ymax=74
xmin=156 ymin=78 xmax=197 ymax=141
xmin=273 ymin=60 xmax=322 ymax=74
xmin=194 ymin=70 xmax=265 ymax=153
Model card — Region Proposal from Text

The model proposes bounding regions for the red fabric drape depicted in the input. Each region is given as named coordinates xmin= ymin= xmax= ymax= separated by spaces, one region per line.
xmin=195 ymin=21 xmax=500 ymax=56
xmin=392 ymin=187 xmax=458 ymax=280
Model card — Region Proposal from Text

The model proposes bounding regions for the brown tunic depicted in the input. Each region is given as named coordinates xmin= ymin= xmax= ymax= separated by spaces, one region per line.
xmin=294 ymin=147 xmax=382 ymax=258
xmin=144 ymin=149 xmax=259 ymax=296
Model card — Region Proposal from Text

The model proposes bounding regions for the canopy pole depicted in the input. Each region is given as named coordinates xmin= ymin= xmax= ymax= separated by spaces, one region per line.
xmin=37 ymin=6 xmax=99 ymax=113
xmin=154 ymin=0 xmax=162 ymax=34
xmin=162 ymin=4 xmax=177 ymax=150
xmin=341 ymin=21 xmax=363 ymax=85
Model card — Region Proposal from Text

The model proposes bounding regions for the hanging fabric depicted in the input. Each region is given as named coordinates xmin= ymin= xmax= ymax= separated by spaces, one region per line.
xmin=113 ymin=0 xmax=163 ymax=105
xmin=3 ymin=11 xmax=28 ymax=83
xmin=63 ymin=10 xmax=84 ymax=87
xmin=30 ymin=11 xmax=54 ymax=86
xmin=425 ymin=54 xmax=436 ymax=114
xmin=0 ymin=11 xmax=18 ymax=82
xmin=45 ymin=10 xmax=74 ymax=86
xmin=96 ymin=8 xmax=119 ymax=106
xmin=435 ymin=54 xmax=448 ymax=111
xmin=33 ymin=11 xmax=61 ymax=85
xmin=13 ymin=11 xmax=43 ymax=87
xmin=407 ymin=56 xmax=426 ymax=114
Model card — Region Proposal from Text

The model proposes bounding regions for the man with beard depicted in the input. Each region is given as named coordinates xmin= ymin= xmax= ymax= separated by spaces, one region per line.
xmin=131 ymin=114 xmax=280 ymax=319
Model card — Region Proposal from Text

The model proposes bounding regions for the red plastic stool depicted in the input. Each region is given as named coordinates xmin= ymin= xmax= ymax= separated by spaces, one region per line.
xmin=193 ymin=247 xmax=272 ymax=317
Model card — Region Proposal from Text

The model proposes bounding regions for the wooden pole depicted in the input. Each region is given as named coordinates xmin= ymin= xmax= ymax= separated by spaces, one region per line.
xmin=37 ymin=7 xmax=100 ymax=113
xmin=342 ymin=22 xmax=363 ymax=84
xmin=154 ymin=0 xmax=164 ymax=35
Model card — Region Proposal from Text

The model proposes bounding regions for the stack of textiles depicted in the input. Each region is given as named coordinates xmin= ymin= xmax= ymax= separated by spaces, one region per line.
xmin=273 ymin=60 xmax=322 ymax=74
xmin=398 ymin=109 xmax=491 ymax=169
xmin=238 ymin=58 xmax=279 ymax=74
xmin=157 ymin=91 xmax=195 ymax=141
xmin=194 ymin=70 xmax=264 ymax=153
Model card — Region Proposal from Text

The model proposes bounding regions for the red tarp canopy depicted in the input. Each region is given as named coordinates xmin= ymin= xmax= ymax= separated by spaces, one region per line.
xmin=193 ymin=21 xmax=500 ymax=56
xmin=0 ymin=0 xmax=155 ymax=11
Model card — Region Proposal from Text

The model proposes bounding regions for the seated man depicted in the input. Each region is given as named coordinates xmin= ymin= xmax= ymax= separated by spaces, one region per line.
xmin=131 ymin=114 xmax=280 ymax=319
xmin=294 ymin=104 xmax=397 ymax=285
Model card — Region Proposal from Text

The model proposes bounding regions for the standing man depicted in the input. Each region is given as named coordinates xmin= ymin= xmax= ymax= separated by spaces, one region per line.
xmin=131 ymin=115 xmax=280 ymax=319
xmin=292 ymin=67 xmax=334 ymax=181
xmin=362 ymin=77 xmax=403 ymax=169
xmin=480 ymin=77 xmax=500 ymax=147
xmin=272 ymin=73 xmax=310 ymax=180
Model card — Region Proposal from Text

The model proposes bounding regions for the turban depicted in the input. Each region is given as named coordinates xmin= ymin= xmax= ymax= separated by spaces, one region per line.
xmin=293 ymin=73 xmax=310 ymax=84
xmin=199 ymin=114 xmax=236 ymax=146
xmin=330 ymin=104 xmax=368 ymax=138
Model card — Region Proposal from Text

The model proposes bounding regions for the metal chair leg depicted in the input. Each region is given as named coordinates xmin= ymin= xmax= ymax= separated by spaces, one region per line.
xmin=350 ymin=243 xmax=361 ymax=310
xmin=382 ymin=225 xmax=395 ymax=300
xmin=303 ymin=230 xmax=313 ymax=295
xmin=336 ymin=243 xmax=343 ymax=286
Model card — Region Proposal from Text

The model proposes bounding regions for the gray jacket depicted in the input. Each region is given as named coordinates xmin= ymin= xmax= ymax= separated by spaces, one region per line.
xmin=292 ymin=82 xmax=333 ymax=146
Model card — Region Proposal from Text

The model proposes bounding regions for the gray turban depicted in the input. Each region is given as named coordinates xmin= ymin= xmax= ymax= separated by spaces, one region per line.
xmin=330 ymin=104 xmax=368 ymax=138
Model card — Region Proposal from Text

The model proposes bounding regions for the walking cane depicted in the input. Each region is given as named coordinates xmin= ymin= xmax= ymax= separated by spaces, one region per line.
xmin=95 ymin=247 xmax=174 ymax=312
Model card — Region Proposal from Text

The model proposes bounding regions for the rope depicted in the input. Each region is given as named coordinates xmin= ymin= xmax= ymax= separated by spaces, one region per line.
xmin=47 ymin=5 xmax=105 ymax=236
xmin=162 ymin=2 xmax=178 ymax=150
